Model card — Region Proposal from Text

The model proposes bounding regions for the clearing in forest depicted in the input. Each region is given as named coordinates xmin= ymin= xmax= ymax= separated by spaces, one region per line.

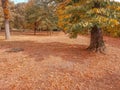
xmin=0 ymin=32 xmax=120 ymax=90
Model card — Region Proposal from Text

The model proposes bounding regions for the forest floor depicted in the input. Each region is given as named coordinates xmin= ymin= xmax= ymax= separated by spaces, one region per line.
xmin=0 ymin=31 xmax=120 ymax=90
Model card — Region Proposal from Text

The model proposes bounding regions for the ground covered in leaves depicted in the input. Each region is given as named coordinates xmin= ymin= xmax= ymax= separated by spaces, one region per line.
xmin=0 ymin=31 xmax=120 ymax=90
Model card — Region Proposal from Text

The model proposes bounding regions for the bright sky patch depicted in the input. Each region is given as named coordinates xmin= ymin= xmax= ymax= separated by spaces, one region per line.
xmin=10 ymin=0 xmax=28 ymax=4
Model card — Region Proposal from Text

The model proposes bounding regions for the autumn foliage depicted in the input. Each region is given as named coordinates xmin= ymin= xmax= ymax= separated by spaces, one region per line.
xmin=56 ymin=0 xmax=120 ymax=37
xmin=2 ymin=0 xmax=10 ymax=19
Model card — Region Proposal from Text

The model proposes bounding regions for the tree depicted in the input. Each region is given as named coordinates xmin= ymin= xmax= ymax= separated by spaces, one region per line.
xmin=57 ymin=0 xmax=120 ymax=53
xmin=13 ymin=3 xmax=26 ymax=30
xmin=1 ymin=0 xmax=11 ymax=40
xmin=25 ymin=0 xmax=58 ymax=34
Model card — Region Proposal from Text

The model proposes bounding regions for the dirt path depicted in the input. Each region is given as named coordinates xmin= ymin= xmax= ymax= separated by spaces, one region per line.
xmin=0 ymin=32 xmax=120 ymax=90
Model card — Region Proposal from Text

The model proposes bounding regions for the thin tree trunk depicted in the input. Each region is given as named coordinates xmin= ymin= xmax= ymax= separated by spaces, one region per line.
xmin=34 ymin=28 xmax=37 ymax=35
xmin=34 ymin=22 xmax=37 ymax=35
xmin=0 ymin=27 xmax=1 ymax=31
xmin=87 ymin=25 xmax=105 ymax=53
xmin=5 ymin=19 xmax=10 ymax=39
xmin=2 ymin=0 xmax=11 ymax=40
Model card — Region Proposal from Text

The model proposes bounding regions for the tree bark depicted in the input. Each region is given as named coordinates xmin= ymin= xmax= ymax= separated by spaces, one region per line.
xmin=34 ymin=22 xmax=37 ymax=35
xmin=2 ymin=0 xmax=11 ymax=40
xmin=87 ymin=25 xmax=105 ymax=53
xmin=5 ymin=19 xmax=10 ymax=40
xmin=0 ymin=27 xmax=1 ymax=31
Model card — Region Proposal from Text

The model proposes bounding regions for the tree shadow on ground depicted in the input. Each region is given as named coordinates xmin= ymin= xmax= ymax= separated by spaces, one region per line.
xmin=0 ymin=40 xmax=96 ymax=63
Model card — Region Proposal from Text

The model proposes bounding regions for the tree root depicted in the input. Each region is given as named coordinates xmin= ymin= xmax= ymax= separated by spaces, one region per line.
xmin=87 ymin=45 xmax=106 ymax=54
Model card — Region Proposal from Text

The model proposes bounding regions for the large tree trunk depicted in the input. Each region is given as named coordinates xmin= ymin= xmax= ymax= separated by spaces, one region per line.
xmin=5 ymin=19 xmax=10 ymax=39
xmin=88 ymin=25 xmax=105 ymax=53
